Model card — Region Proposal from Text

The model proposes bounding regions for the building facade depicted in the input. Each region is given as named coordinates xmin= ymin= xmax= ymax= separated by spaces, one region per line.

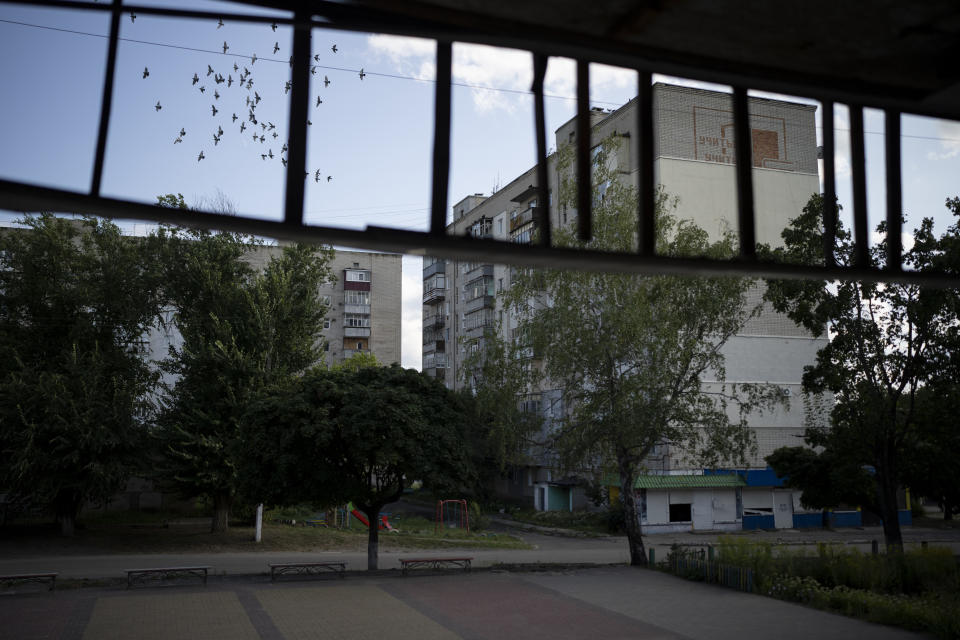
xmin=424 ymin=83 xmax=831 ymax=531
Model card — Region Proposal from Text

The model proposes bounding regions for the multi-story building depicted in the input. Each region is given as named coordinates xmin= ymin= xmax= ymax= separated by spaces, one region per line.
xmin=425 ymin=83 xmax=832 ymax=531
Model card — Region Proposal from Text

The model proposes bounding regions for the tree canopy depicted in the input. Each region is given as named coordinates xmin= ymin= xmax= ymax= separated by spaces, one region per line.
xmin=238 ymin=364 xmax=475 ymax=569
xmin=154 ymin=194 xmax=335 ymax=532
xmin=487 ymin=138 xmax=781 ymax=565
xmin=763 ymin=194 xmax=960 ymax=550
xmin=0 ymin=214 xmax=165 ymax=535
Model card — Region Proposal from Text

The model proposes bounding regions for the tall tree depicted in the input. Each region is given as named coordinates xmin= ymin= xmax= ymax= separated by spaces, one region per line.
xmin=496 ymin=139 xmax=781 ymax=566
xmin=155 ymin=194 xmax=334 ymax=532
xmin=238 ymin=365 xmax=475 ymax=569
xmin=762 ymin=194 xmax=959 ymax=551
xmin=0 ymin=214 xmax=165 ymax=535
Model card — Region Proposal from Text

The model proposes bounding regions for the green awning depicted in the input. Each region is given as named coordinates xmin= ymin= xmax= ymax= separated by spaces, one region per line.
xmin=606 ymin=474 xmax=746 ymax=489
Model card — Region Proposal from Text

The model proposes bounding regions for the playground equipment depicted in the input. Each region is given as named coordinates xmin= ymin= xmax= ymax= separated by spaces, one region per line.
xmin=435 ymin=499 xmax=470 ymax=534
xmin=348 ymin=503 xmax=396 ymax=531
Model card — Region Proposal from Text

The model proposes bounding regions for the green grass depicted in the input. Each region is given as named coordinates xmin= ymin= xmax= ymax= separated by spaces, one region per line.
xmin=0 ymin=510 xmax=530 ymax=554
xmin=507 ymin=509 xmax=610 ymax=535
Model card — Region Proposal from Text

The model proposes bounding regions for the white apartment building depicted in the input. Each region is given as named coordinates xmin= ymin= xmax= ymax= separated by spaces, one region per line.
xmin=424 ymin=83 xmax=829 ymax=532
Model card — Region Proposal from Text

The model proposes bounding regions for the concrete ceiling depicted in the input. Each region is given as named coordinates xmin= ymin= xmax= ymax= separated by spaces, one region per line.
xmin=350 ymin=0 xmax=960 ymax=119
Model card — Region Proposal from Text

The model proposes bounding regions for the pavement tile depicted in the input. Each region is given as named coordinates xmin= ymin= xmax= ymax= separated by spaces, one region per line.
xmin=255 ymin=584 xmax=460 ymax=640
xmin=81 ymin=591 xmax=258 ymax=640
xmin=384 ymin=572 xmax=684 ymax=640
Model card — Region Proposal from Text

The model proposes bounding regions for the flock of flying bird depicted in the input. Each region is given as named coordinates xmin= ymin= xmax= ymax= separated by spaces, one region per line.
xmin=139 ymin=14 xmax=367 ymax=181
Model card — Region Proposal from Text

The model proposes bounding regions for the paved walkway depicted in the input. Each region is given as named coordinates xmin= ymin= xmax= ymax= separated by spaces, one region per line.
xmin=0 ymin=567 xmax=927 ymax=640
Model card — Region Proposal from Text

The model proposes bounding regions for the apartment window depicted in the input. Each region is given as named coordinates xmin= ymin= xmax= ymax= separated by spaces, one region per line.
xmin=345 ymin=270 xmax=370 ymax=282
xmin=321 ymin=294 xmax=331 ymax=306
xmin=353 ymin=262 xmax=359 ymax=268
xmin=356 ymin=342 xmax=363 ymax=350
xmin=324 ymin=341 xmax=329 ymax=352
xmin=345 ymin=290 xmax=370 ymax=305
xmin=640 ymin=489 xmax=648 ymax=523
xmin=344 ymin=314 xmax=370 ymax=327
xmin=497 ymin=278 xmax=503 ymax=292
xmin=323 ymin=319 xmax=331 ymax=329
xmin=496 ymin=218 xmax=503 ymax=234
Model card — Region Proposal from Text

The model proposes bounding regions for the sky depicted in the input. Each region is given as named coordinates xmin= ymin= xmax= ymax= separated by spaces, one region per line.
xmin=2 ymin=1 xmax=960 ymax=369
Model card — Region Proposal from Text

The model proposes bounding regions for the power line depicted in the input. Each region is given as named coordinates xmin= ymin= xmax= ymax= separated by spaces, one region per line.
xmin=2 ymin=17 xmax=960 ymax=145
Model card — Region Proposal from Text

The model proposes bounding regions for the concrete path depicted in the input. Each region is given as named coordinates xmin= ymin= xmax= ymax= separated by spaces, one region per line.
xmin=0 ymin=567 xmax=927 ymax=640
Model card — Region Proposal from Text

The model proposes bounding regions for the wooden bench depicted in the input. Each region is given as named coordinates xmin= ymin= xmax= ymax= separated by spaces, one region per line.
xmin=269 ymin=561 xmax=346 ymax=581
xmin=399 ymin=557 xmax=472 ymax=576
xmin=125 ymin=566 xmax=211 ymax=589
xmin=0 ymin=572 xmax=58 ymax=591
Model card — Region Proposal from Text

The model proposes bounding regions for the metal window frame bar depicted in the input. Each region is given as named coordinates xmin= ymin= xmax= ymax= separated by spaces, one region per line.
xmin=849 ymin=105 xmax=870 ymax=268
xmin=532 ymin=53 xmax=551 ymax=248
xmin=821 ymin=101 xmax=837 ymax=267
xmin=0 ymin=0 xmax=955 ymax=287
xmin=732 ymin=87 xmax=756 ymax=260
xmin=885 ymin=110 xmax=902 ymax=271
xmin=636 ymin=71 xmax=655 ymax=256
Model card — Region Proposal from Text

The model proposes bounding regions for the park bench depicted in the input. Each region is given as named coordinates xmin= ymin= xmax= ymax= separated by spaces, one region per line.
xmin=269 ymin=561 xmax=346 ymax=581
xmin=125 ymin=566 xmax=211 ymax=589
xmin=399 ymin=556 xmax=472 ymax=576
xmin=0 ymin=572 xmax=58 ymax=591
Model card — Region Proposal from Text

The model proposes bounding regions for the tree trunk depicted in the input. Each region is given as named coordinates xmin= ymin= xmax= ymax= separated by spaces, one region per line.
xmin=211 ymin=492 xmax=231 ymax=533
xmin=617 ymin=453 xmax=648 ymax=566
xmin=362 ymin=505 xmax=381 ymax=570
xmin=876 ymin=473 xmax=903 ymax=552
xmin=53 ymin=488 xmax=81 ymax=537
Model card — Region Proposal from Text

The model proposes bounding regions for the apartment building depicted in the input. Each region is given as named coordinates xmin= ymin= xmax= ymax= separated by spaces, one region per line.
xmin=424 ymin=83 xmax=830 ymax=531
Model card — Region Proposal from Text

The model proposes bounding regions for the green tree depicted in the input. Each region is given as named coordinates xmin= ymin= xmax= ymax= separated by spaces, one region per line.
xmin=762 ymin=194 xmax=959 ymax=551
xmin=496 ymin=139 xmax=781 ymax=566
xmin=155 ymin=194 xmax=335 ymax=532
xmin=238 ymin=365 xmax=475 ymax=569
xmin=0 ymin=214 xmax=165 ymax=535
xmin=901 ymin=384 xmax=960 ymax=520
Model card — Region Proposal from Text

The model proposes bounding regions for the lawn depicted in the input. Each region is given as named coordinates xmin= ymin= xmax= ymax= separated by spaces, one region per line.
xmin=0 ymin=510 xmax=530 ymax=554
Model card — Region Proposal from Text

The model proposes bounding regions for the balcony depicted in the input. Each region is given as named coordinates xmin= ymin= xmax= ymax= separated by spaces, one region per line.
xmin=424 ymin=314 xmax=445 ymax=330
xmin=422 ymin=260 xmax=446 ymax=279
xmin=422 ymin=339 xmax=446 ymax=354
xmin=344 ymin=303 xmax=370 ymax=315
xmin=464 ymin=294 xmax=494 ymax=314
xmin=423 ymin=286 xmax=446 ymax=304
xmin=465 ymin=263 xmax=494 ymax=282
xmin=343 ymin=349 xmax=370 ymax=359
xmin=510 ymin=205 xmax=536 ymax=232
xmin=344 ymin=327 xmax=371 ymax=338
xmin=424 ymin=353 xmax=447 ymax=369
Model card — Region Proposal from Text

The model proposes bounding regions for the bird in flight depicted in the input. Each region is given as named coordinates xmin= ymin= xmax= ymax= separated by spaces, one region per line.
xmin=252 ymin=131 xmax=258 ymax=142
xmin=180 ymin=128 xmax=186 ymax=137
xmin=327 ymin=175 xmax=332 ymax=182
xmin=217 ymin=125 xmax=224 ymax=137
xmin=261 ymin=153 xmax=267 ymax=161
xmin=214 ymin=90 xmax=220 ymax=100
xmin=192 ymin=73 xmax=199 ymax=85
xmin=359 ymin=68 xmax=365 ymax=80
xmin=316 ymin=96 xmax=322 ymax=107
xmin=268 ymin=122 xmax=275 ymax=130
xmin=231 ymin=113 xmax=238 ymax=122
xmin=306 ymin=120 xmax=312 ymax=126
xmin=227 ymin=75 xmax=233 ymax=88
xmin=324 ymin=75 xmax=330 ymax=88
xmin=271 ymin=22 xmax=277 ymax=32
xmin=233 ymin=62 xmax=238 ymax=72
xmin=314 ymin=54 xmax=320 ymax=62
xmin=310 ymin=66 xmax=317 ymax=76
xmin=282 ymin=143 xmax=288 ymax=153
xmin=222 ymin=41 xmax=229 ymax=54
xmin=272 ymin=131 xmax=278 ymax=139
xmin=284 ymin=81 xmax=291 ymax=94
xmin=211 ymin=104 xmax=218 ymax=116
xmin=130 ymin=12 xmax=136 ymax=23
xmin=251 ymin=53 xmax=257 ymax=65
xmin=281 ymin=157 xmax=287 ymax=167
xmin=217 ymin=17 xmax=224 ymax=29
xmin=268 ymin=149 xmax=274 ymax=159
xmin=155 ymin=101 xmax=161 ymax=111
xmin=289 ymin=56 xmax=293 ymax=68
xmin=207 ymin=64 xmax=214 ymax=77
xmin=331 ymin=44 xmax=338 ymax=53
xmin=213 ymin=133 xmax=221 ymax=146
xmin=273 ymin=42 xmax=280 ymax=54
xmin=198 ymin=151 xmax=205 ymax=162
xmin=254 ymin=91 xmax=261 ymax=104
xmin=246 ymin=79 xmax=253 ymax=89
xmin=259 ymin=134 xmax=266 ymax=143
xmin=142 ymin=67 xmax=149 ymax=79
xmin=240 ymin=121 xmax=246 ymax=133
xmin=315 ymin=169 xmax=321 ymax=182
xmin=261 ymin=122 xmax=267 ymax=132
xmin=199 ymin=86 xmax=206 ymax=93
xmin=174 ymin=136 xmax=182 ymax=144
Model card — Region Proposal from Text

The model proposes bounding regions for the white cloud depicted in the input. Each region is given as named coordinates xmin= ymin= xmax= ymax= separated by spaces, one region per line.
xmin=400 ymin=255 xmax=423 ymax=370
xmin=926 ymin=119 xmax=960 ymax=161
xmin=366 ymin=35 xmax=638 ymax=113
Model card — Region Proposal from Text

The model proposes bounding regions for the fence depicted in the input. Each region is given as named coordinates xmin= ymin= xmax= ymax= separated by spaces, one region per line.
xmin=666 ymin=550 xmax=756 ymax=593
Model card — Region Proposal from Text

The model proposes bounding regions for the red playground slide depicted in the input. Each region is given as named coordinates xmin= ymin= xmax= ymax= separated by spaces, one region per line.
xmin=350 ymin=509 xmax=395 ymax=531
